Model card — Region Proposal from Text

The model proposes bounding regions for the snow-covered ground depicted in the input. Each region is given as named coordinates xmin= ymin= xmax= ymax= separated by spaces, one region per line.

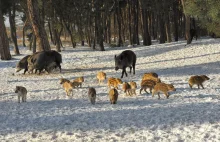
xmin=0 ymin=38 xmax=220 ymax=141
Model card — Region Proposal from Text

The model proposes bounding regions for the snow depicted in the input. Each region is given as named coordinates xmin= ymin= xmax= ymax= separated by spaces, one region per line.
xmin=0 ymin=38 xmax=220 ymax=141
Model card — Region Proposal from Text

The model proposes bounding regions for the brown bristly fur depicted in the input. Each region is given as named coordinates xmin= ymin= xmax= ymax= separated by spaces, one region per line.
xmin=60 ymin=78 xmax=74 ymax=96
xmin=72 ymin=76 xmax=84 ymax=88
xmin=139 ymin=79 xmax=156 ymax=94
xmin=142 ymin=72 xmax=161 ymax=83
xmin=128 ymin=81 xmax=137 ymax=96
xmin=109 ymin=88 xmax=119 ymax=104
xmin=188 ymin=75 xmax=210 ymax=89
xmin=15 ymin=86 xmax=27 ymax=103
xmin=122 ymin=82 xmax=131 ymax=96
xmin=152 ymin=83 xmax=176 ymax=99
xmin=107 ymin=77 xmax=123 ymax=89
xmin=97 ymin=71 xmax=107 ymax=84
xmin=60 ymin=78 xmax=70 ymax=84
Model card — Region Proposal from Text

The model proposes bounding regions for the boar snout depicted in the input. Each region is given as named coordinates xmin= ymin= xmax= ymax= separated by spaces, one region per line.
xmin=115 ymin=67 xmax=119 ymax=71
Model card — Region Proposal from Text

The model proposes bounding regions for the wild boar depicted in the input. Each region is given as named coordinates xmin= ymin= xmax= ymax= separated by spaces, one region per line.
xmin=107 ymin=77 xmax=123 ymax=89
xmin=97 ymin=71 xmax=107 ymax=85
xmin=139 ymin=79 xmax=156 ymax=94
xmin=72 ymin=76 xmax=84 ymax=88
xmin=142 ymin=72 xmax=161 ymax=83
xmin=188 ymin=75 xmax=209 ymax=89
xmin=16 ymin=55 xmax=31 ymax=74
xmin=88 ymin=87 xmax=96 ymax=105
xmin=109 ymin=88 xmax=119 ymax=104
xmin=28 ymin=50 xmax=62 ymax=74
xmin=115 ymin=50 xmax=136 ymax=78
xmin=122 ymin=82 xmax=131 ymax=96
xmin=190 ymin=29 xmax=198 ymax=42
xmin=152 ymin=83 xmax=176 ymax=99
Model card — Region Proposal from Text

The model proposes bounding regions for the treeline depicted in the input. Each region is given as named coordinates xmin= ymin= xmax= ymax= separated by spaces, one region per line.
xmin=0 ymin=0 xmax=219 ymax=60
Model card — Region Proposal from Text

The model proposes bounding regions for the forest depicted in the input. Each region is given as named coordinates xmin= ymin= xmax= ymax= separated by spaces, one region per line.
xmin=0 ymin=0 xmax=219 ymax=60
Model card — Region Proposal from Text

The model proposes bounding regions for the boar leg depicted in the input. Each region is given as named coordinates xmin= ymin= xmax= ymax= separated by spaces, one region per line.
xmin=139 ymin=88 xmax=143 ymax=94
xmin=121 ymin=67 xmax=125 ymax=78
xmin=200 ymin=83 xmax=204 ymax=89
xmin=18 ymin=95 xmax=20 ymax=103
xmin=165 ymin=93 xmax=169 ymax=99
xmin=144 ymin=88 xmax=149 ymax=94
xmin=122 ymin=67 xmax=128 ymax=78
xmin=132 ymin=63 xmax=135 ymax=75
xmin=23 ymin=68 xmax=28 ymax=74
xmin=129 ymin=66 xmax=132 ymax=74
xmin=38 ymin=69 xmax=43 ymax=75
xmin=57 ymin=64 xmax=62 ymax=72
xmin=157 ymin=93 xmax=160 ymax=99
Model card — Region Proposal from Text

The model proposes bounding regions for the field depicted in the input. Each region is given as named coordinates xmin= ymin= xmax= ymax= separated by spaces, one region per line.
xmin=0 ymin=38 xmax=220 ymax=141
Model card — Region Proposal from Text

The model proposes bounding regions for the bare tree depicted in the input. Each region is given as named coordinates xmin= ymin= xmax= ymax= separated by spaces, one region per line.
xmin=181 ymin=0 xmax=191 ymax=44
xmin=27 ymin=0 xmax=51 ymax=51
xmin=9 ymin=2 xmax=20 ymax=55
xmin=0 ymin=1 xmax=12 ymax=60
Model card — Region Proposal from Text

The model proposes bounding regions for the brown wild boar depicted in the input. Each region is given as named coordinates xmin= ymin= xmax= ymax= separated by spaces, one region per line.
xmin=139 ymin=79 xmax=156 ymax=94
xmin=60 ymin=78 xmax=74 ymax=96
xmin=97 ymin=71 xmax=107 ymax=84
xmin=122 ymin=82 xmax=131 ymax=96
xmin=15 ymin=86 xmax=27 ymax=103
xmin=107 ymin=77 xmax=123 ymax=89
xmin=109 ymin=88 xmax=119 ymax=104
xmin=142 ymin=72 xmax=161 ymax=83
xmin=88 ymin=87 xmax=96 ymax=105
xmin=188 ymin=75 xmax=210 ymax=89
xmin=73 ymin=76 xmax=84 ymax=88
xmin=152 ymin=83 xmax=176 ymax=99
xmin=129 ymin=81 xmax=137 ymax=96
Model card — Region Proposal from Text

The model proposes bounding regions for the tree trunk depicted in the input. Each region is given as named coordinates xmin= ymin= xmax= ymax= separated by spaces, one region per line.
xmin=0 ymin=6 xmax=12 ymax=60
xmin=9 ymin=4 xmax=20 ymax=55
xmin=107 ymin=15 xmax=111 ymax=44
xmin=48 ymin=21 xmax=54 ymax=44
xmin=116 ymin=0 xmax=123 ymax=47
xmin=159 ymin=14 xmax=166 ymax=44
xmin=128 ymin=1 xmax=132 ymax=45
xmin=141 ymin=8 xmax=151 ymax=46
xmin=181 ymin=0 xmax=191 ymax=44
xmin=173 ymin=1 xmax=179 ymax=41
xmin=185 ymin=15 xmax=191 ymax=44
xmin=63 ymin=22 xmax=76 ymax=48
xmin=132 ymin=1 xmax=137 ymax=44
xmin=27 ymin=0 xmax=51 ymax=51
xmin=22 ymin=19 xmax=28 ymax=47
xmin=51 ymin=11 xmax=61 ymax=52
xmin=165 ymin=14 xmax=172 ymax=43
xmin=33 ymin=34 xmax=36 ymax=53
xmin=136 ymin=0 xmax=140 ymax=45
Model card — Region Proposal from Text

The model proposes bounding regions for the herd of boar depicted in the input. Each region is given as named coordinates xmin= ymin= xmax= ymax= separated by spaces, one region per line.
xmin=15 ymin=50 xmax=210 ymax=104
xmin=16 ymin=50 xmax=62 ymax=75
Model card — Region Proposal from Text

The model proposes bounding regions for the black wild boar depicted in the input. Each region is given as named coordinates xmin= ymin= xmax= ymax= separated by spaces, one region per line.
xmin=47 ymin=50 xmax=62 ymax=72
xmin=190 ymin=29 xmax=197 ymax=42
xmin=16 ymin=55 xmax=31 ymax=74
xmin=114 ymin=50 xmax=136 ymax=78
xmin=28 ymin=50 xmax=62 ymax=74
